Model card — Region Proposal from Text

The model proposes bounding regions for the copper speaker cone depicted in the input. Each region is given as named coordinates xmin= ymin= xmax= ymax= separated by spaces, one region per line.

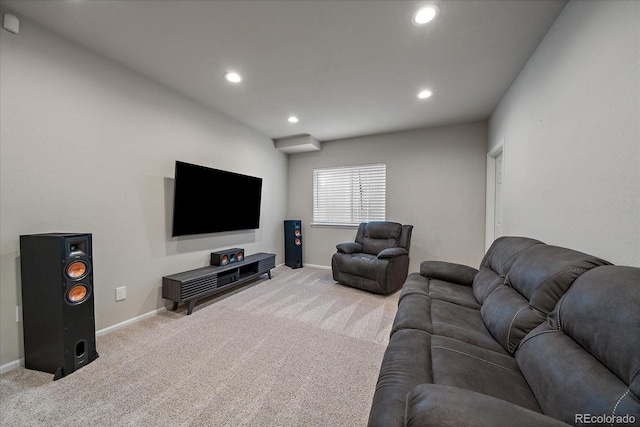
xmin=295 ymin=238 xmax=301 ymax=246
xmin=236 ymin=251 xmax=244 ymax=261
xmin=220 ymin=254 xmax=229 ymax=265
xmin=67 ymin=284 xmax=89 ymax=303
xmin=66 ymin=261 xmax=87 ymax=279
xmin=294 ymin=230 xmax=301 ymax=237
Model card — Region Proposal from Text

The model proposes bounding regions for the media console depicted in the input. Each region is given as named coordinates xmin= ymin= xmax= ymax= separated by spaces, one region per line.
xmin=162 ymin=252 xmax=275 ymax=315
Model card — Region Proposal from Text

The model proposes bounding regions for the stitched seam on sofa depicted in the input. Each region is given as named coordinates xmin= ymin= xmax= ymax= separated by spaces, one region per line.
xmin=556 ymin=293 xmax=566 ymax=331
xmin=432 ymin=322 xmax=485 ymax=333
xmin=483 ymin=281 xmax=507 ymax=304
xmin=501 ymin=250 xmax=527 ymax=274
xmin=507 ymin=306 xmax=529 ymax=353
xmin=404 ymin=391 xmax=411 ymax=427
xmin=517 ymin=329 xmax=560 ymax=351
xmin=611 ymin=389 xmax=630 ymax=421
xmin=431 ymin=346 xmax=521 ymax=375
xmin=528 ymin=267 xmax=587 ymax=305
xmin=432 ymin=322 xmax=492 ymax=340
xmin=501 ymin=244 xmax=543 ymax=276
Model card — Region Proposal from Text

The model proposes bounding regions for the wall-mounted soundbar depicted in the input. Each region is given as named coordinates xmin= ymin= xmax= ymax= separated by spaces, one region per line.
xmin=162 ymin=252 xmax=275 ymax=315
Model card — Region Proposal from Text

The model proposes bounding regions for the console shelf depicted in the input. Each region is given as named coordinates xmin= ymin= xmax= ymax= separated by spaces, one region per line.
xmin=162 ymin=252 xmax=275 ymax=315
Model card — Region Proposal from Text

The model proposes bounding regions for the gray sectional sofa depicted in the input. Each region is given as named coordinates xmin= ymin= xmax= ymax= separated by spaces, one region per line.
xmin=368 ymin=236 xmax=640 ymax=426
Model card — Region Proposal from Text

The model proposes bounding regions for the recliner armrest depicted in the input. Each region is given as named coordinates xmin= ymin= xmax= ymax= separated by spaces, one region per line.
xmin=336 ymin=242 xmax=363 ymax=254
xmin=378 ymin=247 xmax=408 ymax=259
xmin=419 ymin=261 xmax=478 ymax=286
xmin=406 ymin=384 xmax=569 ymax=427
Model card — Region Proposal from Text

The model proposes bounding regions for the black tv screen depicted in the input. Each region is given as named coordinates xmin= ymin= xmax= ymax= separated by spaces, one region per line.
xmin=172 ymin=161 xmax=262 ymax=236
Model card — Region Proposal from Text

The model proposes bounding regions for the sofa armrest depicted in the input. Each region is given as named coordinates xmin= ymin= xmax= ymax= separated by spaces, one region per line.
xmin=419 ymin=261 xmax=478 ymax=286
xmin=378 ymin=247 xmax=408 ymax=259
xmin=406 ymin=384 xmax=570 ymax=427
xmin=336 ymin=242 xmax=363 ymax=254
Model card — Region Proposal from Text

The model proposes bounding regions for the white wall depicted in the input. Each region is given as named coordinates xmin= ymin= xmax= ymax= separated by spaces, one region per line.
xmin=288 ymin=122 xmax=488 ymax=273
xmin=488 ymin=0 xmax=640 ymax=266
xmin=0 ymin=19 xmax=287 ymax=368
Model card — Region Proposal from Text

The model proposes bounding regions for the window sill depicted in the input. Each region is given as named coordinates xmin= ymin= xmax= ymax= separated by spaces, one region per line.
xmin=310 ymin=223 xmax=360 ymax=229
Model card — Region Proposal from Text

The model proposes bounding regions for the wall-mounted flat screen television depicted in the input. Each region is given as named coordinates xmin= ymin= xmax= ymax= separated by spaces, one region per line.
xmin=172 ymin=161 xmax=263 ymax=236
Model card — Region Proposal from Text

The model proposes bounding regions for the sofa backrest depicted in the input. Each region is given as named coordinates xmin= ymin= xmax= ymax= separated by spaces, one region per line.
xmin=515 ymin=266 xmax=640 ymax=424
xmin=472 ymin=236 xmax=544 ymax=304
xmin=355 ymin=221 xmax=412 ymax=255
xmin=480 ymin=244 xmax=610 ymax=354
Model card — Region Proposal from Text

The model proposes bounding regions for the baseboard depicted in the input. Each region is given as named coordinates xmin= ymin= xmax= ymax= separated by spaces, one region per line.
xmin=0 ymin=358 xmax=24 ymax=375
xmin=96 ymin=306 xmax=167 ymax=337
xmin=1 ymin=306 xmax=168 ymax=375
xmin=303 ymin=263 xmax=332 ymax=270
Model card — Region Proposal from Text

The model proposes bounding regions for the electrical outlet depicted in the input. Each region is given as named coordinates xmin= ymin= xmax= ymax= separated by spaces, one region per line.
xmin=116 ymin=286 xmax=126 ymax=301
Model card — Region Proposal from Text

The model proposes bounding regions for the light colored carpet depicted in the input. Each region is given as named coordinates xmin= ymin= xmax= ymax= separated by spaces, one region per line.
xmin=0 ymin=266 xmax=399 ymax=427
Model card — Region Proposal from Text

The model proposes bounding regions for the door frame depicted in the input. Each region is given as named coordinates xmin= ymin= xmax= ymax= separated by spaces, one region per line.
xmin=485 ymin=138 xmax=505 ymax=251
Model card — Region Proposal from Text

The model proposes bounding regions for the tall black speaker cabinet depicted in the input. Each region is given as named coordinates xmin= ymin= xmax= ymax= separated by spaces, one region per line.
xmin=284 ymin=220 xmax=303 ymax=269
xmin=20 ymin=233 xmax=98 ymax=380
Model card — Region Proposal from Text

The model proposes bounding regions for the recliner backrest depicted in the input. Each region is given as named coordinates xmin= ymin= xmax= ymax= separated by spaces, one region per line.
xmin=480 ymin=244 xmax=610 ymax=354
xmin=515 ymin=266 xmax=640 ymax=424
xmin=354 ymin=221 xmax=411 ymax=255
xmin=472 ymin=237 xmax=544 ymax=305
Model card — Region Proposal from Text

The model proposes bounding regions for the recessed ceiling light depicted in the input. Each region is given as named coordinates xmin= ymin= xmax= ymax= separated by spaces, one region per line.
xmin=288 ymin=116 xmax=299 ymax=123
xmin=417 ymin=89 xmax=433 ymax=99
xmin=412 ymin=5 xmax=440 ymax=25
xmin=224 ymin=72 xmax=242 ymax=83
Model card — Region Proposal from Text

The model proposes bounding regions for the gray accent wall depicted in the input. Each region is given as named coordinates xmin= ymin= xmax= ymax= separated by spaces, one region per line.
xmin=287 ymin=122 xmax=488 ymax=273
xmin=488 ymin=0 xmax=640 ymax=267
xmin=0 ymin=19 xmax=287 ymax=368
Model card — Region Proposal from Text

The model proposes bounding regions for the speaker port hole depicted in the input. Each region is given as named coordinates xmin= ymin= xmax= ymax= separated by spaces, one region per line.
xmin=75 ymin=340 xmax=86 ymax=358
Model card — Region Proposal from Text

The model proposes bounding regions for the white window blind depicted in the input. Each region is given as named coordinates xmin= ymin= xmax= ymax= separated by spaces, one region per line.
xmin=313 ymin=163 xmax=386 ymax=226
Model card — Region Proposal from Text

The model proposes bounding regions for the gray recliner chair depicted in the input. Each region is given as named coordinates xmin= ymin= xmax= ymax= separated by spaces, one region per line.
xmin=332 ymin=221 xmax=413 ymax=295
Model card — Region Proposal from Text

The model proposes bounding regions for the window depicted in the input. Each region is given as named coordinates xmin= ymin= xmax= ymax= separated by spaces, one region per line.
xmin=312 ymin=163 xmax=386 ymax=226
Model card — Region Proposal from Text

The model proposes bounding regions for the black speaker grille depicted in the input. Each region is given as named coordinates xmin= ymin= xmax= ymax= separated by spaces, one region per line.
xmin=181 ymin=275 xmax=218 ymax=299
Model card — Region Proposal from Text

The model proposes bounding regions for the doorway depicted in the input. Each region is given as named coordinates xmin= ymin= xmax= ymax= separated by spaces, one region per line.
xmin=485 ymin=139 xmax=504 ymax=250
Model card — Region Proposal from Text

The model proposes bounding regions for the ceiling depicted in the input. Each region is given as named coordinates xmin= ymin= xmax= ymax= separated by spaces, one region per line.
xmin=1 ymin=0 xmax=567 ymax=142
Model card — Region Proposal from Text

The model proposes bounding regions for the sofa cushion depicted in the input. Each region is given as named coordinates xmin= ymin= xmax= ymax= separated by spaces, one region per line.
xmin=332 ymin=252 xmax=381 ymax=279
xmin=479 ymin=236 xmax=545 ymax=275
xmin=505 ymin=244 xmax=610 ymax=314
xmin=406 ymin=385 xmax=569 ymax=427
xmin=481 ymin=244 xmax=611 ymax=354
xmin=391 ymin=292 xmax=432 ymax=336
xmin=430 ymin=300 xmax=507 ymax=354
xmin=473 ymin=237 xmax=544 ymax=304
xmin=428 ymin=279 xmax=480 ymax=309
xmin=472 ymin=268 xmax=505 ymax=305
xmin=392 ymin=292 xmax=507 ymax=354
xmin=368 ymin=329 xmax=433 ymax=427
xmin=418 ymin=261 xmax=479 ymax=308
xmin=515 ymin=266 xmax=640 ymax=424
xmin=430 ymin=335 xmax=541 ymax=412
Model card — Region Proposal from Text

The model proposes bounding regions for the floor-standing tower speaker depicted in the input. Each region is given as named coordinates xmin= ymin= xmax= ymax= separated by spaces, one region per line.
xmin=284 ymin=220 xmax=303 ymax=269
xmin=20 ymin=233 xmax=98 ymax=380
